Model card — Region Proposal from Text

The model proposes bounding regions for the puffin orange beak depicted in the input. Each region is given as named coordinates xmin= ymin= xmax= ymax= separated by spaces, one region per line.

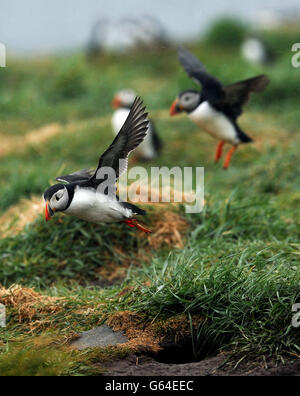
xmin=112 ymin=96 xmax=122 ymax=109
xmin=170 ymin=99 xmax=182 ymax=116
xmin=45 ymin=202 xmax=54 ymax=222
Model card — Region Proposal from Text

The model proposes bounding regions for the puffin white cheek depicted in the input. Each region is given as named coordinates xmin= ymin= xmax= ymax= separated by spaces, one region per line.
xmin=59 ymin=191 xmax=69 ymax=211
xmin=50 ymin=190 xmax=69 ymax=212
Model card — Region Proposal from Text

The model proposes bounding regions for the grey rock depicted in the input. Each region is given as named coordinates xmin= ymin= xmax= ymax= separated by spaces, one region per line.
xmin=71 ymin=325 xmax=128 ymax=350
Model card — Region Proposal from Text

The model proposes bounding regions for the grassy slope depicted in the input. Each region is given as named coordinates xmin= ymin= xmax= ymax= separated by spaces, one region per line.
xmin=0 ymin=30 xmax=299 ymax=375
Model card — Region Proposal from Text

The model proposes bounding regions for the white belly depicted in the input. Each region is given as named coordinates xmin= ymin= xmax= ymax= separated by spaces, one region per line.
xmin=112 ymin=109 xmax=156 ymax=160
xmin=189 ymin=102 xmax=240 ymax=145
xmin=65 ymin=188 xmax=132 ymax=224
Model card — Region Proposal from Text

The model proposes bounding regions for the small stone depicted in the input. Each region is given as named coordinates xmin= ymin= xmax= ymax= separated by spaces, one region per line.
xmin=71 ymin=325 xmax=128 ymax=350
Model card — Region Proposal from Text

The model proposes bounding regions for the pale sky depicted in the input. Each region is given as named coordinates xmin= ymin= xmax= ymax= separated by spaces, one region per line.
xmin=0 ymin=0 xmax=299 ymax=54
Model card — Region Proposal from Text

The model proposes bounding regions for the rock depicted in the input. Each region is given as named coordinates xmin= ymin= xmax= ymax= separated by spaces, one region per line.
xmin=71 ymin=325 xmax=128 ymax=350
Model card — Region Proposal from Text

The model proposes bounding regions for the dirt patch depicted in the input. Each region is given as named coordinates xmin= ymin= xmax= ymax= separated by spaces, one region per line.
xmin=0 ymin=116 xmax=111 ymax=159
xmin=106 ymin=312 xmax=162 ymax=355
xmin=0 ymin=124 xmax=61 ymax=157
xmin=96 ymin=260 xmax=130 ymax=286
xmin=96 ymin=208 xmax=190 ymax=283
xmin=104 ymin=354 xmax=300 ymax=376
xmin=147 ymin=210 xmax=189 ymax=250
xmin=104 ymin=354 xmax=226 ymax=376
xmin=106 ymin=312 xmax=203 ymax=358
xmin=0 ymin=196 xmax=44 ymax=238
xmin=0 ymin=285 xmax=63 ymax=326
xmin=104 ymin=312 xmax=300 ymax=376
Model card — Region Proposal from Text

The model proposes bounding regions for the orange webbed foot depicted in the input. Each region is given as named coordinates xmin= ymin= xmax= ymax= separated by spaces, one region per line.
xmin=215 ymin=141 xmax=225 ymax=163
xmin=123 ymin=219 xmax=152 ymax=234
xmin=223 ymin=146 xmax=238 ymax=170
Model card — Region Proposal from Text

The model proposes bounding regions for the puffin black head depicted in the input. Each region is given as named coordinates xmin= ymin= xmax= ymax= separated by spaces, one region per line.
xmin=43 ymin=184 xmax=69 ymax=222
xmin=170 ymin=90 xmax=201 ymax=116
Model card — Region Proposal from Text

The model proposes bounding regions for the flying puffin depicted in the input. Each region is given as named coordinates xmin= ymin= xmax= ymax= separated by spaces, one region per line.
xmin=43 ymin=97 xmax=151 ymax=234
xmin=170 ymin=48 xmax=270 ymax=169
xmin=112 ymin=89 xmax=163 ymax=161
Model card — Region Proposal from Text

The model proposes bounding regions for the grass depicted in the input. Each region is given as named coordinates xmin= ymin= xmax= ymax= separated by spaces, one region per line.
xmin=131 ymin=250 xmax=299 ymax=361
xmin=0 ymin=338 xmax=101 ymax=376
xmin=0 ymin=24 xmax=299 ymax=375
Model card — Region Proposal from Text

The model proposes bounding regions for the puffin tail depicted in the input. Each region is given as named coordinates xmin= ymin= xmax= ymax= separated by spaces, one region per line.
xmin=240 ymin=132 xmax=253 ymax=144
xmin=123 ymin=219 xmax=152 ymax=234
xmin=237 ymin=126 xmax=253 ymax=144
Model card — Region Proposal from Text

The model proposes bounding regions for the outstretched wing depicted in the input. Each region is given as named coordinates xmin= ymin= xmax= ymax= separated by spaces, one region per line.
xmin=178 ymin=47 xmax=224 ymax=102
xmin=216 ymin=75 xmax=270 ymax=118
xmin=89 ymin=97 xmax=149 ymax=185
xmin=56 ymin=169 xmax=94 ymax=184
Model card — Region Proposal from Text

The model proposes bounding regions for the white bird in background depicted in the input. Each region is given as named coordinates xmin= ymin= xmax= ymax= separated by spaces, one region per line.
xmin=241 ymin=36 xmax=276 ymax=66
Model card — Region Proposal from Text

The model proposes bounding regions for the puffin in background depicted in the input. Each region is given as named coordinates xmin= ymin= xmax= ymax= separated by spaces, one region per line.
xmin=241 ymin=35 xmax=276 ymax=66
xmin=112 ymin=89 xmax=163 ymax=161
xmin=43 ymin=97 xmax=152 ymax=234
xmin=170 ymin=48 xmax=270 ymax=169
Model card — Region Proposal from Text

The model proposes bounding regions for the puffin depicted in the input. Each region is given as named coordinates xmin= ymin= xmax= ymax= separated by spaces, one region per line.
xmin=170 ymin=48 xmax=270 ymax=169
xmin=241 ymin=36 xmax=276 ymax=66
xmin=43 ymin=97 xmax=152 ymax=234
xmin=112 ymin=89 xmax=163 ymax=161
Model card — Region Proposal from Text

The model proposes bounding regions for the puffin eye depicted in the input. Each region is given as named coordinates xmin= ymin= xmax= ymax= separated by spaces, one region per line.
xmin=55 ymin=195 xmax=60 ymax=201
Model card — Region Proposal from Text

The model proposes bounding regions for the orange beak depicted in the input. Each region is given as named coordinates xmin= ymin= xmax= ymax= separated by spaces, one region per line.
xmin=170 ymin=99 xmax=182 ymax=116
xmin=112 ymin=96 xmax=122 ymax=109
xmin=45 ymin=202 xmax=54 ymax=222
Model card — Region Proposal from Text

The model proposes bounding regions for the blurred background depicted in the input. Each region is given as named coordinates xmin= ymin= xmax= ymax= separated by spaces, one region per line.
xmin=1 ymin=0 xmax=300 ymax=54
xmin=0 ymin=0 xmax=300 ymax=212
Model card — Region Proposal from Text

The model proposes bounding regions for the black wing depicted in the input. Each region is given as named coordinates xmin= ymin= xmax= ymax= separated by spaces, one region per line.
xmin=89 ymin=97 xmax=149 ymax=185
xmin=178 ymin=47 xmax=224 ymax=103
xmin=56 ymin=169 xmax=94 ymax=184
xmin=216 ymin=75 xmax=270 ymax=119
